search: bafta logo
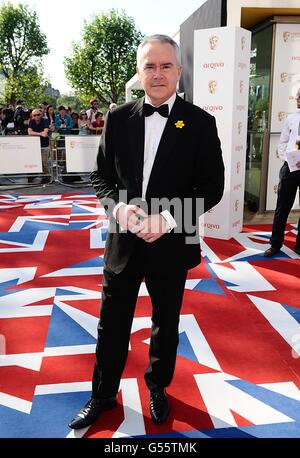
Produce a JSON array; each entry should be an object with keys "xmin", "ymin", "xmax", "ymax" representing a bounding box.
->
[
  {"xmin": 238, "ymin": 122, "xmax": 242, "ymax": 135},
  {"xmin": 283, "ymin": 31, "xmax": 291, "ymax": 42},
  {"xmin": 280, "ymin": 72, "xmax": 288, "ymax": 82},
  {"xmin": 236, "ymin": 161, "xmax": 240, "ymax": 174},
  {"xmin": 278, "ymin": 112, "xmax": 286, "ymax": 122},
  {"xmin": 235, "ymin": 200, "xmax": 239, "ymax": 212},
  {"xmin": 275, "ymin": 149, "xmax": 279, "ymax": 159},
  {"xmin": 274, "ymin": 184, "xmax": 278, "ymax": 194},
  {"xmin": 209, "ymin": 35, "xmax": 218, "ymax": 50},
  {"xmin": 241, "ymin": 36, "xmax": 246, "ymax": 50},
  {"xmin": 239, "ymin": 80, "xmax": 244, "ymax": 93},
  {"xmin": 208, "ymin": 80, "xmax": 217, "ymax": 94}
]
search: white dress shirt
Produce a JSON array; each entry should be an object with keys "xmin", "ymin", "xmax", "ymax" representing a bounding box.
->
[
  {"xmin": 113, "ymin": 94, "xmax": 178, "ymax": 231},
  {"xmin": 278, "ymin": 109, "xmax": 300, "ymax": 161}
]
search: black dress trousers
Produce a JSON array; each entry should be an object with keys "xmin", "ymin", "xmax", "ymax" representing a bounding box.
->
[
  {"xmin": 92, "ymin": 238, "xmax": 187, "ymax": 399},
  {"xmin": 270, "ymin": 162, "xmax": 300, "ymax": 249}
]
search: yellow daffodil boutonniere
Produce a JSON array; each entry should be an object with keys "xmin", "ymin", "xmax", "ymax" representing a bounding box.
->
[{"xmin": 175, "ymin": 120, "xmax": 185, "ymax": 129}]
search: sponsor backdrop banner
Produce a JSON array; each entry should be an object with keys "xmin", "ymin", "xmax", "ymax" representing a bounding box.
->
[
  {"xmin": 268, "ymin": 23, "xmax": 300, "ymax": 211},
  {"xmin": 267, "ymin": 134, "xmax": 283, "ymax": 211},
  {"xmin": 194, "ymin": 27, "xmax": 251, "ymax": 239},
  {"xmin": 65, "ymin": 136, "xmax": 101, "ymax": 173},
  {"xmin": 0, "ymin": 137, "xmax": 42, "ymax": 174}
]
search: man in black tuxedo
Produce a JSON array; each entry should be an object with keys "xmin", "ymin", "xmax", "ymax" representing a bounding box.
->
[{"xmin": 69, "ymin": 34, "xmax": 224, "ymax": 430}]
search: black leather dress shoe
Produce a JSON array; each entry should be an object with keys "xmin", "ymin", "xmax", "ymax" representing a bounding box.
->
[
  {"xmin": 264, "ymin": 247, "xmax": 280, "ymax": 257},
  {"xmin": 295, "ymin": 247, "xmax": 300, "ymax": 255},
  {"xmin": 149, "ymin": 388, "xmax": 169, "ymax": 424},
  {"xmin": 68, "ymin": 396, "xmax": 117, "ymax": 429}
]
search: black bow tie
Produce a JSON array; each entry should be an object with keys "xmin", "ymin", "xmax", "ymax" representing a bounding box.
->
[{"xmin": 143, "ymin": 103, "xmax": 169, "ymax": 118}]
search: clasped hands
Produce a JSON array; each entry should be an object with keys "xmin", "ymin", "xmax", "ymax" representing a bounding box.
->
[{"xmin": 116, "ymin": 204, "xmax": 167, "ymax": 243}]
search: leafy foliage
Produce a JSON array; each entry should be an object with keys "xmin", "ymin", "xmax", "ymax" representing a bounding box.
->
[
  {"xmin": 64, "ymin": 9, "xmax": 143, "ymax": 106},
  {"xmin": 0, "ymin": 66, "xmax": 49, "ymax": 108},
  {"xmin": 0, "ymin": 1, "xmax": 49, "ymax": 104},
  {"xmin": 56, "ymin": 94, "xmax": 88, "ymax": 113}
]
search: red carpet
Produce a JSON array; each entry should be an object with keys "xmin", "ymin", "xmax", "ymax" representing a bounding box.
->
[{"xmin": 0, "ymin": 193, "xmax": 299, "ymax": 438}]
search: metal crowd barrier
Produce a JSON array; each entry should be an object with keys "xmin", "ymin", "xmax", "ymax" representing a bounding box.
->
[
  {"xmin": 53, "ymin": 131, "xmax": 93, "ymax": 186},
  {"xmin": 0, "ymin": 130, "xmax": 100, "ymax": 189}
]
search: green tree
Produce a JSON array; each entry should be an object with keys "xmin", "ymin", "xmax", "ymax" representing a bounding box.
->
[
  {"xmin": 56, "ymin": 94, "xmax": 86, "ymax": 113},
  {"xmin": 1, "ymin": 66, "xmax": 50, "ymax": 108},
  {"xmin": 0, "ymin": 1, "xmax": 49, "ymax": 104},
  {"xmin": 64, "ymin": 9, "xmax": 143, "ymax": 106}
]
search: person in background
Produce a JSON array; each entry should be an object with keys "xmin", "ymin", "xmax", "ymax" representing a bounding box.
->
[
  {"xmin": 23, "ymin": 108, "xmax": 32, "ymax": 134},
  {"xmin": 86, "ymin": 98, "xmax": 99, "ymax": 123},
  {"xmin": 89, "ymin": 111, "xmax": 104, "ymax": 135},
  {"xmin": 71, "ymin": 112, "xmax": 80, "ymax": 134},
  {"xmin": 55, "ymin": 105, "xmax": 73, "ymax": 134},
  {"xmin": 46, "ymin": 105, "xmax": 56, "ymax": 134},
  {"xmin": 14, "ymin": 100, "xmax": 29, "ymax": 135},
  {"xmin": 54, "ymin": 106, "xmax": 73, "ymax": 179},
  {"xmin": 28, "ymin": 109, "xmax": 50, "ymax": 184},
  {"xmin": 109, "ymin": 103, "xmax": 118, "ymax": 112},
  {"xmin": 40, "ymin": 101, "xmax": 49, "ymax": 119},
  {"xmin": 1, "ymin": 107, "xmax": 15, "ymax": 135},
  {"xmin": 78, "ymin": 110, "xmax": 90, "ymax": 135},
  {"xmin": 264, "ymin": 88, "xmax": 300, "ymax": 257}
]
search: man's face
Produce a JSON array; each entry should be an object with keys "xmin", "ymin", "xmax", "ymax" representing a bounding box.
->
[
  {"xmin": 137, "ymin": 41, "xmax": 182, "ymax": 106},
  {"xmin": 32, "ymin": 111, "xmax": 42, "ymax": 123}
]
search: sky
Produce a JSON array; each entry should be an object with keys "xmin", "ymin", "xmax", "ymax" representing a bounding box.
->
[{"xmin": 10, "ymin": 0, "xmax": 206, "ymax": 94}]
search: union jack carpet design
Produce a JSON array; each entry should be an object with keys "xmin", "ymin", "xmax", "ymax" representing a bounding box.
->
[{"xmin": 0, "ymin": 193, "xmax": 299, "ymax": 438}]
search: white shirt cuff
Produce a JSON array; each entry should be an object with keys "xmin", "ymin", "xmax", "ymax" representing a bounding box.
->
[
  {"xmin": 160, "ymin": 210, "xmax": 177, "ymax": 233},
  {"xmin": 112, "ymin": 202, "xmax": 127, "ymax": 232},
  {"xmin": 112, "ymin": 202, "xmax": 126, "ymax": 220}
]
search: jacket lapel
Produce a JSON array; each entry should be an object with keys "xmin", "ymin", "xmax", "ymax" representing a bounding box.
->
[
  {"xmin": 127, "ymin": 97, "xmax": 145, "ymax": 195},
  {"xmin": 146, "ymin": 95, "xmax": 185, "ymax": 197}
]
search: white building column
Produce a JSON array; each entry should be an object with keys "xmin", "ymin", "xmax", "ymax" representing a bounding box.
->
[{"xmin": 194, "ymin": 26, "xmax": 251, "ymax": 239}]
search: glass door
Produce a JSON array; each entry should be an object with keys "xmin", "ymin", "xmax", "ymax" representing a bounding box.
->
[{"xmin": 245, "ymin": 24, "xmax": 273, "ymax": 212}]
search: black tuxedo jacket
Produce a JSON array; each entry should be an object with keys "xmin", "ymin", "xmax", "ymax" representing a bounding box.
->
[{"xmin": 90, "ymin": 95, "xmax": 224, "ymax": 274}]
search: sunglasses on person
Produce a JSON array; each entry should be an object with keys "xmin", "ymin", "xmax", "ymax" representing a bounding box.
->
[{"xmin": 33, "ymin": 113, "xmax": 41, "ymax": 117}]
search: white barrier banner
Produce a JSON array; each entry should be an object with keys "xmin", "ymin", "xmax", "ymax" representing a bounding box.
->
[
  {"xmin": 65, "ymin": 136, "xmax": 100, "ymax": 173},
  {"xmin": 0, "ymin": 137, "xmax": 42, "ymax": 174}
]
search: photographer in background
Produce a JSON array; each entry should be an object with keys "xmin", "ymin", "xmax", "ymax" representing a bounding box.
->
[
  {"xmin": 1, "ymin": 107, "xmax": 15, "ymax": 135},
  {"xmin": 14, "ymin": 99, "xmax": 30, "ymax": 135}
]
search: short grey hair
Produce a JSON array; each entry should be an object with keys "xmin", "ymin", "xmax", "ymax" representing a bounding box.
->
[{"xmin": 137, "ymin": 34, "xmax": 181, "ymax": 66}]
